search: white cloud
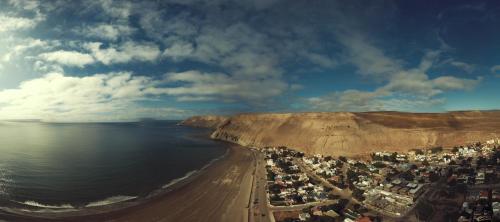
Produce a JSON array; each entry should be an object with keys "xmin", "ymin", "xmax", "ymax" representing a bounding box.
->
[
  {"xmin": 491, "ymin": 65, "xmax": 500, "ymax": 77},
  {"xmin": 0, "ymin": 72, "xmax": 190, "ymax": 121},
  {"xmin": 336, "ymin": 32, "xmax": 402, "ymax": 80},
  {"xmin": 432, "ymin": 76, "xmax": 481, "ymax": 91},
  {"xmin": 449, "ymin": 60, "xmax": 475, "ymax": 73},
  {"xmin": 7, "ymin": 0, "xmax": 40, "ymax": 11},
  {"xmin": 162, "ymin": 42, "xmax": 194, "ymax": 60},
  {"xmin": 96, "ymin": 0, "xmax": 132, "ymax": 20},
  {"xmin": 0, "ymin": 14, "xmax": 38, "ymax": 32},
  {"xmin": 301, "ymin": 52, "xmax": 337, "ymax": 68},
  {"xmin": 1, "ymin": 38, "xmax": 50, "ymax": 62},
  {"xmin": 76, "ymin": 24, "xmax": 135, "ymax": 41},
  {"xmin": 147, "ymin": 70, "xmax": 290, "ymax": 103},
  {"xmin": 84, "ymin": 41, "xmax": 161, "ymax": 65},
  {"xmin": 307, "ymin": 34, "xmax": 482, "ymax": 111},
  {"xmin": 39, "ymin": 50, "xmax": 95, "ymax": 67},
  {"xmin": 33, "ymin": 60, "xmax": 64, "ymax": 73},
  {"xmin": 307, "ymin": 90, "xmax": 385, "ymax": 112}
]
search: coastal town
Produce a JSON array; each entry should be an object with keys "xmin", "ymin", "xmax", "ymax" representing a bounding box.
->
[{"xmin": 251, "ymin": 138, "xmax": 500, "ymax": 222}]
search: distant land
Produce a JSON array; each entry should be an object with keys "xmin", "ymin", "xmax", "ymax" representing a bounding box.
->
[{"xmin": 180, "ymin": 111, "xmax": 500, "ymax": 157}]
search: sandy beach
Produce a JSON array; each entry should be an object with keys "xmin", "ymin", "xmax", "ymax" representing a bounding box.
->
[{"xmin": 0, "ymin": 145, "xmax": 255, "ymax": 222}]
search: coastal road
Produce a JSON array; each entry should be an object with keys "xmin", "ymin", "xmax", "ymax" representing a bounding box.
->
[
  {"xmin": 270, "ymin": 200, "xmax": 339, "ymax": 211},
  {"xmin": 249, "ymin": 150, "xmax": 274, "ymax": 222}
]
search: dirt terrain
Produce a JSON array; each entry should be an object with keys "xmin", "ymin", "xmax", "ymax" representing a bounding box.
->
[
  {"xmin": 179, "ymin": 115, "xmax": 228, "ymax": 129},
  {"xmin": 180, "ymin": 111, "xmax": 500, "ymax": 157}
]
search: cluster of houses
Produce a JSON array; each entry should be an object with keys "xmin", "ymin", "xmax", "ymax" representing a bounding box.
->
[
  {"xmin": 458, "ymin": 189, "xmax": 500, "ymax": 222},
  {"xmin": 299, "ymin": 150, "xmax": 431, "ymax": 217},
  {"xmin": 407, "ymin": 140, "xmax": 499, "ymax": 167},
  {"xmin": 297, "ymin": 203, "xmax": 374, "ymax": 222},
  {"xmin": 264, "ymin": 148, "xmax": 333, "ymax": 206},
  {"xmin": 301, "ymin": 155, "xmax": 347, "ymax": 188},
  {"xmin": 363, "ymin": 182, "xmax": 426, "ymax": 216},
  {"xmin": 264, "ymin": 138, "xmax": 500, "ymax": 222}
]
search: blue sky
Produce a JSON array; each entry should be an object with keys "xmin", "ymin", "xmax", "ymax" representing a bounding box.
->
[{"xmin": 0, "ymin": 0, "xmax": 499, "ymax": 121}]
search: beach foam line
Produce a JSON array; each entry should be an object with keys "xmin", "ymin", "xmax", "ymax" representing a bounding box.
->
[
  {"xmin": 161, "ymin": 147, "xmax": 230, "ymax": 190},
  {"xmin": 15, "ymin": 200, "xmax": 75, "ymax": 209},
  {"xmin": 85, "ymin": 195, "xmax": 137, "ymax": 207},
  {"xmin": 162, "ymin": 170, "xmax": 198, "ymax": 189},
  {"xmin": 202, "ymin": 149, "xmax": 228, "ymax": 170}
]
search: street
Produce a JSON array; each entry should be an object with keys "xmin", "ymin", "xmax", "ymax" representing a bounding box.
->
[{"xmin": 249, "ymin": 151, "xmax": 274, "ymax": 222}]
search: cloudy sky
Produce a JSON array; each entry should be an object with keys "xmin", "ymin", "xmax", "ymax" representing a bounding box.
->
[{"xmin": 0, "ymin": 0, "xmax": 499, "ymax": 121}]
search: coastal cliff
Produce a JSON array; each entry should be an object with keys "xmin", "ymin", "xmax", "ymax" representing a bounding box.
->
[{"xmin": 182, "ymin": 111, "xmax": 500, "ymax": 157}]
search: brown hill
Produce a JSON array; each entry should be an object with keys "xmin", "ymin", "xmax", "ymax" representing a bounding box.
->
[
  {"xmin": 178, "ymin": 115, "xmax": 228, "ymax": 129},
  {"xmin": 181, "ymin": 111, "xmax": 500, "ymax": 157}
]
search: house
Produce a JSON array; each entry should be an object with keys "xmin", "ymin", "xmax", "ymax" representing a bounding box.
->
[
  {"xmin": 398, "ymin": 187, "xmax": 410, "ymax": 195},
  {"xmin": 492, "ymin": 190, "xmax": 500, "ymax": 202},
  {"xmin": 476, "ymin": 172, "xmax": 485, "ymax": 184},
  {"xmin": 479, "ymin": 190, "xmax": 489, "ymax": 201},
  {"xmin": 457, "ymin": 216, "xmax": 470, "ymax": 222},
  {"xmin": 391, "ymin": 186, "xmax": 401, "ymax": 193},
  {"xmin": 356, "ymin": 216, "xmax": 372, "ymax": 222},
  {"xmin": 457, "ymin": 174, "xmax": 469, "ymax": 184},
  {"xmin": 312, "ymin": 208, "xmax": 323, "ymax": 216},
  {"xmin": 392, "ymin": 179, "xmax": 402, "ymax": 185},
  {"xmin": 409, "ymin": 184, "xmax": 425, "ymax": 199},
  {"xmin": 406, "ymin": 183, "xmax": 418, "ymax": 189},
  {"xmin": 299, "ymin": 213, "xmax": 310, "ymax": 221},
  {"xmin": 493, "ymin": 202, "xmax": 500, "ymax": 219},
  {"xmin": 324, "ymin": 210, "xmax": 340, "ymax": 218}
]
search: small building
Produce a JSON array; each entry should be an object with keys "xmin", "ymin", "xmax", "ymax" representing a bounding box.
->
[
  {"xmin": 392, "ymin": 179, "xmax": 402, "ymax": 185},
  {"xmin": 299, "ymin": 213, "xmax": 310, "ymax": 221},
  {"xmin": 409, "ymin": 184, "xmax": 425, "ymax": 199},
  {"xmin": 324, "ymin": 210, "xmax": 340, "ymax": 218}
]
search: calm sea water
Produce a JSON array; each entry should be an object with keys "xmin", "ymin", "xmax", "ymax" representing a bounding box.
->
[{"xmin": 0, "ymin": 121, "xmax": 227, "ymax": 210}]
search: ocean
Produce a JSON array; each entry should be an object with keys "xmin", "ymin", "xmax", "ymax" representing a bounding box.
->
[{"xmin": 0, "ymin": 120, "xmax": 227, "ymax": 211}]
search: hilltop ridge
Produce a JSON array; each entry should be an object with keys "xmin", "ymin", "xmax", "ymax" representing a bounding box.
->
[
  {"xmin": 180, "ymin": 111, "xmax": 500, "ymax": 157},
  {"xmin": 179, "ymin": 115, "xmax": 229, "ymax": 129}
]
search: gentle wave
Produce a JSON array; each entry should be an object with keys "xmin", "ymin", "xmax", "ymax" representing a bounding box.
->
[
  {"xmin": 201, "ymin": 148, "xmax": 228, "ymax": 170},
  {"xmin": 85, "ymin": 195, "xmax": 137, "ymax": 207},
  {"xmin": 162, "ymin": 170, "xmax": 198, "ymax": 189},
  {"xmin": 15, "ymin": 200, "xmax": 74, "ymax": 209},
  {"xmin": 160, "ymin": 147, "xmax": 229, "ymax": 190},
  {"xmin": 6, "ymin": 147, "xmax": 229, "ymax": 213}
]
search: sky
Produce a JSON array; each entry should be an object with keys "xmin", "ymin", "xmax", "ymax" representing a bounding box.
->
[{"xmin": 0, "ymin": 0, "xmax": 499, "ymax": 121}]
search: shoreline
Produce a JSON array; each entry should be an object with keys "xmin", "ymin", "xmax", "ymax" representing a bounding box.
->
[
  {"xmin": 2, "ymin": 147, "xmax": 230, "ymax": 215},
  {"xmin": 0, "ymin": 143, "xmax": 254, "ymax": 222}
]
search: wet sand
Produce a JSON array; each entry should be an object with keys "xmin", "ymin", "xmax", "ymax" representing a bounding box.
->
[{"xmin": 0, "ymin": 145, "xmax": 255, "ymax": 222}]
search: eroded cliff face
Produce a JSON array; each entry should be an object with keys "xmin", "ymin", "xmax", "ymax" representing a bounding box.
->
[
  {"xmin": 179, "ymin": 115, "xmax": 228, "ymax": 129},
  {"xmin": 182, "ymin": 111, "xmax": 500, "ymax": 157}
]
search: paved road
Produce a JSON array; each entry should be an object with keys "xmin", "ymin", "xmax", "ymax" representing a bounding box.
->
[
  {"xmin": 249, "ymin": 151, "xmax": 274, "ymax": 222},
  {"xmin": 270, "ymin": 200, "xmax": 339, "ymax": 212}
]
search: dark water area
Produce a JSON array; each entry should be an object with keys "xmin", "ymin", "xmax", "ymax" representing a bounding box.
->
[{"xmin": 0, "ymin": 120, "xmax": 227, "ymax": 210}]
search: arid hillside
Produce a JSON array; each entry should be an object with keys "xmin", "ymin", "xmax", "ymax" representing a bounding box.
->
[
  {"xmin": 179, "ymin": 115, "xmax": 228, "ymax": 129},
  {"xmin": 181, "ymin": 111, "xmax": 500, "ymax": 157}
]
